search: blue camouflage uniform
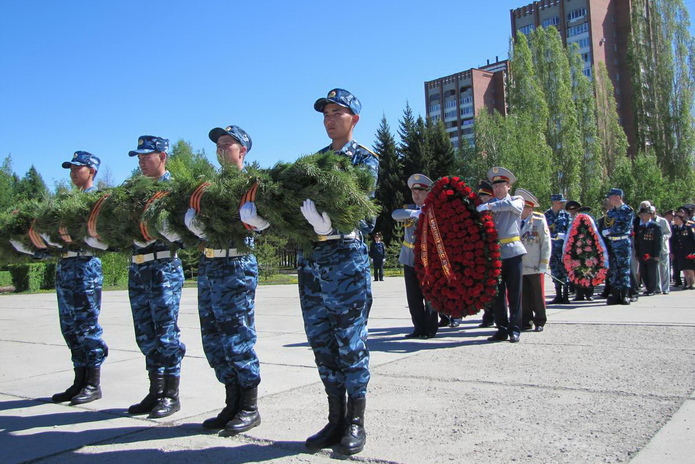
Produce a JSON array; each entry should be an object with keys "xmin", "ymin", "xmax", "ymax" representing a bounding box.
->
[
  {"xmin": 197, "ymin": 237, "xmax": 260, "ymax": 390},
  {"xmin": 298, "ymin": 140, "xmax": 378, "ymax": 399},
  {"xmin": 56, "ymin": 184, "xmax": 108, "ymax": 369},
  {"xmin": 544, "ymin": 207, "xmax": 571, "ymax": 284},
  {"xmin": 606, "ymin": 203, "xmax": 634, "ymax": 291},
  {"xmin": 128, "ymin": 170, "xmax": 186, "ymax": 377}
]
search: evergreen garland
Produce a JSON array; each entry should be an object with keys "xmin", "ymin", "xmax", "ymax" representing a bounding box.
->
[{"xmin": 33, "ymin": 189, "xmax": 102, "ymax": 246}]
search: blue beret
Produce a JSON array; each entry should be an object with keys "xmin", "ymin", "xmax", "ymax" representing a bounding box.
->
[
  {"xmin": 550, "ymin": 193, "xmax": 566, "ymax": 202},
  {"xmin": 208, "ymin": 125, "xmax": 252, "ymax": 152},
  {"xmin": 314, "ymin": 88, "xmax": 361, "ymax": 115},
  {"xmin": 62, "ymin": 151, "xmax": 100, "ymax": 172},
  {"xmin": 606, "ymin": 188, "xmax": 624, "ymax": 198},
  {"xmin": 128, "ymin": 135, "xmax": 169, "ymax": 157}
]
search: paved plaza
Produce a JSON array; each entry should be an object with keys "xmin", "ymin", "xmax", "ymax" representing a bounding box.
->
[{"xmin": 1, "ymin": 276, "xmax": 693, "ymax": 463}]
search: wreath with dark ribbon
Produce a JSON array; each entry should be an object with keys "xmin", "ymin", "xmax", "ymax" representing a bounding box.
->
[
  {"xmin": 562, "ymin": 213, "xmax": 609, "ymax": 287},
  {"xmin": 414, "ymin": 176, "xmax": 502, "ymax": 318}
]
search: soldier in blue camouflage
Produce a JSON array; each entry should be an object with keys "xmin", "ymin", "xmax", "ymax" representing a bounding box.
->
[
  {"xmin": 48, "ymin": 151, "xmax": 108, "ymax": 405},
  {"xmin": 299, "ymin": 89, "xmax": 378, "ymax": 456},
  {"xmin": 601, "ymin": 188, "xmax": 634, "ymax": 305},
  {"xmin": 184, "ymin": 125, "xmax": 265, "ymax": 435},
  {"xmin": 126, "ymin": 136, "xmax": 186, "ymax": 418},
  {"xmin": 545, "ymin": 194, "xmax": 571, "ymax": 304}
]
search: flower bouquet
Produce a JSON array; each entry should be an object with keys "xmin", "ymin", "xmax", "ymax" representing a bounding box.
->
[
  {"xmin": 562, "ymin": 213, "xmax": 609, "ymax": 287},
  {"xmin": 414, "ymin": 176, "xmax": 502, "ymax": 318}
]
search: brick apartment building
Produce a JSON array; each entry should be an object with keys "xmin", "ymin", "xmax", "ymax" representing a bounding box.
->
[{"xmin": 425, "ymin": 0, "xmax": 635, "ymax": 152}]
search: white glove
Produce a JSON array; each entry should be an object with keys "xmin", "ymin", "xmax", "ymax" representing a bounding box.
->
[
  {"xmin": 10, "ymin": 239, "xmax": 34, "ymax": 255},
  {"xmin": 184, "ymin": 207, "xmax": 207, "ymax": 239},
  {"xmin": 557, "ymin": 232, "xmax": 566, "ymax": 240},
  {"xmin": 601, "ymin": 229, "xmax": 610, "ymax": 237},
  {"xmin": 409, "ymin": 209, "xmax": 422, "ymax": 219},
  {"xmin": 239, "ymin": 202, "xmax": 270, "ymax": 231},
  {"xmin": 157, "ymin": 217, "xmax": 182, "ymax": 242},
  {"xmin": 84, "ymin": 236, "xmax": 109, "ymax": 250},
  {"xmin": 476, "ymin": 203, "xmax": 490, "ymax": 212},
  {"xmin": 300, "ymin": 199, "xmax": 332, "ymax": 235},
  {"xmin": 133, "ymin": 238, "xmax": 156, "ymax": 248},
  {"xmin": 539, "ymin": 265, "xmax": 548, "ymax": 274},
  {"xmin": 40, "ymin": 233, "xmax": 63, "ymax": 248}
]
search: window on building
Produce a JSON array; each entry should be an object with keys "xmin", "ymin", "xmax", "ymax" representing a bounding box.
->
[
  {"xmin": 542, "ymin": 16, "xmax": 560, "ymax": 27},
  {"xmin": 460, "ymin": 96, "xmax": 472, "ymax": 105},
  {"xmin": 567, "ymin": 8, "xmax": 587, "ymax": 22},
  {"xmin": 461, "ymin": 107, "xmax": 473, "ymax": 116},
  {"xmin": 428, "ymin": 93, "xmax": 440, "ymax": 102},
  {"xmin": 518, "ymin": 24, "xmax": 535, "ymax": 35},
  {"xmin": 582, "ymin": 52, "xmax": 590, "ymax": 63},
  {"xmin": 567, "ymin": 22, "xmax": 589, "ymax": 37},
  {"xmin": 583, "ymin": 68, "xmax": 592, "ymax": 77},
  {"xmin": 428, "ymin": 104, "xmax": 440, "ymax": 113},
  {"xmin": 444, "ymin": 110, "xmax": 456, "ymax": 119}
]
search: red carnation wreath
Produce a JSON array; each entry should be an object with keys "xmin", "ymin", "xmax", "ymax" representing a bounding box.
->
[
  {"xmin": 414, "ymin": 176, "xmax": 502, "ymax": 318},
  {"xmin": 562, "ymin": 213, "xmax": 609, "ymax": 287}
]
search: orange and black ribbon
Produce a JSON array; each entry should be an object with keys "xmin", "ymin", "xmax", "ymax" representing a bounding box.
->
[
  {"xmin": 189, "ymin": 182, "xmax": 212, "ymax": 213},
  {"xmin": 421, "ymin": 207, "xmax": 456, "ymax": 283},
  {"xmin": 87, "ymin": 193, "xmax": 111, "ymax": 239},
  {"xmin": 139, "ymin": 190, "xmax": 170, "ymax": 241},
  {"xmin": 58, "ymin": 225, "xmax": 73, "ymax": 244},
  {"xmin": 239, "ymin": 181, "xmax": 259, "ymax": 230},
  {"xmin": 28, "ymin": 220, "xmax": 47, "ymax": 249}
]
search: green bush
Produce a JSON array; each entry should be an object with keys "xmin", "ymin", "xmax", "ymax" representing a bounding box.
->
[
  {"xmin": 100, "ymin": 252, "xmax": 130, "ymax": 288},
  {"xmin": 8, "ymin": 262, "xmax": 53, "ymax": 292},
  {"xmin": 0, "ymin": 270, "xmax": 11, "ymax": 287}
]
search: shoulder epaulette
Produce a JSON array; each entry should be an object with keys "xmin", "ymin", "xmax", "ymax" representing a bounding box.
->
[
  {"xmin": 532, "ymin": 211, "xmax": 544, "ymax": 218},
  {"xmin": 358, "ymin": 144, "xmax": 378, "ymax": 158}
]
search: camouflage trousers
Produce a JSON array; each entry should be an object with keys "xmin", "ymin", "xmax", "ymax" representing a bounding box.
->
[
  {"xmin": 128, "ymin": 257, "xmax": 185, "ymax": 376},
  {"xmin": 198, "ymin": 254, "xmax": 260, "ymax": 389},
  {"xmin": 549, "ymin": 241, "xmax": 567, "ymax": 282},
  {"xmin": 56, "ymin": 257, "xmax": 108, "ymax": 368},
  {"xmin": 608, "ymin": 239, "xmax": 632, "ymax": 290},
  {"xmin": 298, "ymin": 239, "xmax": 372, "ymax": 398}
]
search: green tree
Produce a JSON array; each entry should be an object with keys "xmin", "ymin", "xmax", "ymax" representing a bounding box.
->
[
  {"xmin": 568, "ymin": 43, "xmax": 603, "ymax": 207},
  {"xmin": 530, "ymin": 27, "xmax": 583, "ymax": 197},
  {"xmin": 14, "ymin": 165, "xmax": 49, "ymax": 202},
  {"xmin": 372, "ymin": 116, "xmax": 403, "ymax": 246},
  {"xmin": 628, "ymin": 0, "xmax": 695, "ymax": 184},
  {"xmin": 398, "ymin": 104, "xmax": 428, "ymax": 184},
  {"xmin": 167, "ymin": 139, "xmax": 216, "ymax": 181},
  {"xmin": 594, "ymin": 62, "xmax": 629, "ymax": 178},
  {"xmin": 425, "ymin": 118, "xmax": 457, "ymax": 179},
  {"xmin": 0, "ymin": 155, "xmax": 15, "ymax": 211}
]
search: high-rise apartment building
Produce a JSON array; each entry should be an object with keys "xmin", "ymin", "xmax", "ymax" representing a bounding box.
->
[
  {"xmin": 425, "ymin": 0, "xmax": 635, "ymax": 152},
  {"xmin": 424, "ymin": 59, "xmax": 508, "ymax": 149},
  {"xmin": 510, "ymin": 0, "xmax": 635, "ymax": 153}
]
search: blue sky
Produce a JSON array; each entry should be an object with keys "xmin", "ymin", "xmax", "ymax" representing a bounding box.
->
[{"xmin": 1, "ymin": 1, "xmax": 693, "ymax": 189}]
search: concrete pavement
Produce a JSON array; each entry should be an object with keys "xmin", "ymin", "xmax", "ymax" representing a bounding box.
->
[{"xmin": 0, "ymin": 277, "xmax": 693, "ymax": 463}]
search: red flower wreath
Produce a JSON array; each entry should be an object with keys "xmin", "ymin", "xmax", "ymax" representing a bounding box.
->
[
  {"xmin": 414, "ymin": 176, "xmax": 501, "ymax": 318},
  {"xmin": 562, "ymin": 213, "xmax": 609, "ymax": 287}
]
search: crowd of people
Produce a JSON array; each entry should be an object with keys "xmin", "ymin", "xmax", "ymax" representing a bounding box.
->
[{"xmin": 383, "ymin": 170, "xmax": 695, "ymax": 343}]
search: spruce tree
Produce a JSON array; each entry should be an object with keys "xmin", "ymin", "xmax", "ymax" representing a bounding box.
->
[{"xmin": 373, "ymin": 116, "xmax": 403, "ymax": 245}]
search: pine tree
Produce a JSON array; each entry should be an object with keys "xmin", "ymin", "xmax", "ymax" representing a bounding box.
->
[
  {"xmin": 425, "ymin": 118, "xmax": 456, "ymax": 179},
  {"xmin": 373, "ymin": 116, "xmax": 404, "ymax": 245},
  {"xmin": 14, "ymin": 165, "xmax": 49, "ymax": 202},
  {"xmin": 0, "ymin": 155, "xmax": 15, "ymax": 211}
]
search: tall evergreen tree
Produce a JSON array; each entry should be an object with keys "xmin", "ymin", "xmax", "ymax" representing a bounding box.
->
[
  {"xmin": 0, "ymin": 155, "xmax": 15, "ymax": 211},
  {"xmin": 167, "ymin": 139, "xmax": 216, "ymax": 180},
  {"xmin": 425, "ymin": 118, "xmax": 457, "ymax": 179},
  {"xmin": 398, "ymin": 104, "xmax": 428, "ymax": 187},
  {"xmin": 15, "ymin": 165, "xmax": 49, "ymax": 202},
  {"xmin": 372, "ymin": 116, "xmax": 403, "ymax": 245}
]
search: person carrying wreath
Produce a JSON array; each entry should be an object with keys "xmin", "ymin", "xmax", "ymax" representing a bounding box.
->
[
  {"xmin": 476, "ymin": 167, "xmax": 526, "ymax": 343},
  {"xmin": 392, "ymin": 173, "xmax": 439, "ymax": 339},
  {"xmin": 516, "ymin": 188, "xmax": 550, "ymax": 332},
  {"xmin": 602, "ymin": 188, "xmax": 634, "ymax": 305},
  {"xmin": 183, "ymin": 125, "xmax": 266, "ymax": 434},
  {"xmin": 476, "ymin": 180, "xmax": 496, "ymax": 328},
  {"xmin": 298, "ymin": 88, "xmax": 378, "ymax": 455}
]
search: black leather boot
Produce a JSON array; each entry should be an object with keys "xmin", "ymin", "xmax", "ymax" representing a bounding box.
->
[
  {"xmin": 52, "ymin": 367, "xmax": 86, "ymax": 402},
  {"xmin": 128, "ymin": 372, "xmax": 164, "ymax": 415},
  {"xmin": 549, "ymin": 284, "xmax": 563, "ymax": 304},
  {"xmin": 305, "ymin": 394, "xmax": 347, "ymax": 449},
  {"xmin": 619, "ymin": 289, "xmax": 631, "ymax": 305},
  {"xmin": 71, "ymin": 367, "xmax": 102, "ymax": 405},
  {"xmin": 149, "ymin": 375, "xmax": 181, "ymax": 418},
  {"xmin": 224, "ymin": 387, "xmax": 260, "ymax": 434},
  {"xmin": 340, "ymin": 397, "xmax": 366, "ymax": 455},
  {"xmin": 202, "ymin": 383, "xmax": 239, "ymax": 429},
  {"xmin": 561, "ymin": 284, "xmax": 571, "ymax": 303}
]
